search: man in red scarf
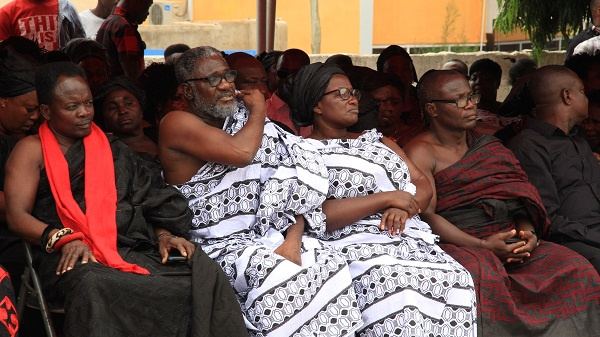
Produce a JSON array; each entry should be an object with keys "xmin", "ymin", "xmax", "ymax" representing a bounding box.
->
[
  {"xmin": 404, "ymin": 69, "xmax": 600, "ymax": 336},
  {"xmin": 4, "ymin": 62, "xmax": 246, "ymax": 337}
]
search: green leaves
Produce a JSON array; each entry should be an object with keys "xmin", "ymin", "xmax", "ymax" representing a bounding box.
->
[{"xmin": 495, "ymin": 0, "xmax": 589, "ymax": 60}]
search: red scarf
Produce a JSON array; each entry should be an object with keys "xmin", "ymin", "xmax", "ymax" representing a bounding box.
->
[{"xmin": 39, "ymin": 121, "xmax": 149, "ymax": 274}]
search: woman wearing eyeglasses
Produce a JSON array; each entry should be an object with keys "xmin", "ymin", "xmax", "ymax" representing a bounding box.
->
[{"xmin": 288, "ymin": 63, "xmax": 477, "ymax": 337}]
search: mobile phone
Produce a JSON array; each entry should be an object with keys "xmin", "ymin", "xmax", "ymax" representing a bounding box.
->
[
  {"xmin": 167, "ymin": 256, "xmax": 187, "ymax": 263},
  {"xmin": 504, "ymin": 237, "xmax": 525, "ymax": 244}
]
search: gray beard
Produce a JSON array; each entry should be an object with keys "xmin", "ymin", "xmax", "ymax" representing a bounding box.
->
[
  {"xmin": 204, "ymin": 101, "xmax": 237, "ymax": 119},
  {"xmin": 190, "ymin": 86, "xmax": 237, "ymax": 119}
]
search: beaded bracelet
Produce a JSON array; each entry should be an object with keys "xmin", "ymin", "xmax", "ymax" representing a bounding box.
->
[{"xmin": 45, "ymin": 228, "xmax": 73, "ymax": 253}]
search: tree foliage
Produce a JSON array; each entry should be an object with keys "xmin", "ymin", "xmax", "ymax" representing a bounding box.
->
[{"xmin": 495, "ymin": 0, "xmax": 590, "ymax": 59}]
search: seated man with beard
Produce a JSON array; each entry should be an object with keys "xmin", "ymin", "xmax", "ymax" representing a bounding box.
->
[
  {"xmin": 5, "ymin": 62, "xmax": 246, "ymax": 337},
  {"xmin": 159, "ymin": 46, "xmax": 364, "ymax": 337}
]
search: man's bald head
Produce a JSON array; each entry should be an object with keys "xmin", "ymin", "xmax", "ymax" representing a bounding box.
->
[
  {"xmin": 529, "ymin": 66, "xmax": 581, "ymax": 107},
  {"xmin": 441, "ymin": 59, "xmax": 468, "ymax": 78},
  {"xmin": 226, "ymin": 52, "xmax": 268, "ymax": 99},
  {"xmin": 417, "ymin": 69, "xmax": 476, "ymax": 129},
  {"xmin": 277, "ymin": 49, "xmax": 310, "ymax": 72},
  {"xmin": 276, "ymin": 48, "xmax": 310, "ymax": 100},
  {"xmin": 225, "ymin": 52, "xmax": 264, "ymax": 73},
  {"xmin": 417, "ymin": 69, "xmax": 464, "ymax": 110},
  {"xmin": 529, "ymin": 65, "xmax": 588, "ymax": 124}
]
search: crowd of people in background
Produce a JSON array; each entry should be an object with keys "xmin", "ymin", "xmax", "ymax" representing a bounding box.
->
[{"xmin": 3, "ymin": 0, "xmax": 600, "ymax": 336}]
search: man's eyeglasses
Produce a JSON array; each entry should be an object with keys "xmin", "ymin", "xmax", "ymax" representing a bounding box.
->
[
  {"xmin": 186, "ymin": 70, "xmax": 237, "ymax": 87},
  {"xmin": 322, "ymin": 87, "xmax": 361, "ymax": 101},
  {"xmin": 429, "ymin": 93, "xmax": 480, "ymax": 108}
]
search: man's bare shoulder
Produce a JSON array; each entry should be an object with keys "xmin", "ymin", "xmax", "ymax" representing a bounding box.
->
[
  {"xmin": 8, "ymin": 135, "xmax": 43, "ymax": 167},
  {"xmin": 404, "ymin": 132, "xmax": 438, "ymax": 170},
  {"xmin": 160, "ymin": 110, "xmax": 206, "ymax": 129},
  {"xmin": 404, "ymin": 132, "xmax": 436, "ymax": 155},
  {"xmin": 13, "ymin": 135, "xmax": 41, "ymax": 152},
  {"xmin": 159, "ymin": 111, "xmax": 219, "ymax": 142}
]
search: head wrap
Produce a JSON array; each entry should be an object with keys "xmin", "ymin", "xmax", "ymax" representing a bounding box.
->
[
  {"xmin": 93, "ymin": 77, "xmax": 146, "ymax": 128},
  {"xmin": 62, "ymin": 38, "xmax": 108, "ymax": 64},
  {"xmin": 376, "ymin": 45, "xmax": 410, "ymax": 72},
  {"xmin": 257, "ymin": 50, "xmax": 283, "ymax": 71},
  {"xmin": 0, "ymin": 45, "xmax": 39, "ymax": 97},
  {"xmin": 288, "ymin": 62, "xmax": 345, "ymax": 127}
]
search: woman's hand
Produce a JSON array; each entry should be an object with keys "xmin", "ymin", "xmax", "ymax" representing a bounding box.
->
[
  {"xmin": 274, "ymin": 240, "xmax": 302, "ymax": 266},
  {"xmin": 380, "ymin": 208, "xmax": 408, "ymax": 236},
  {"xmin": 56, "ymin": 240, "xmax": 97, "ymax": 275},
  {"xmin": 480, "ymin": 229, "xmax": 530, "ymax": 264},
  {"xmin": 388, "ymin": 191, "xmax": 420, "ymax": 217},
  {"xmin": 158, "ymin": 235, "xmax": 195, "ymax": 264}
]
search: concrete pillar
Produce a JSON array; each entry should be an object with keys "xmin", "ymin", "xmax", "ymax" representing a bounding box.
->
[
  {"xmin": 257, "ymin": 0, "xmax": 267, "ymax": 53},
  {"xmin": 267, "ymin": 0, "xmax": 277, "ymax": 51},
  {"xmin": 359, "ymin": 0, "xmax": 373, "ymax": 55}
]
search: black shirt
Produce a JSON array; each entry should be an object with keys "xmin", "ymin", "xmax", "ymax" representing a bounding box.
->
[
  {"xmin": 566, "ymin": 27, "xmax": 600, "ymax": 60},
  {"xmin": 508, "ymin": 117, "xmax": 600, "ymax": 246}
]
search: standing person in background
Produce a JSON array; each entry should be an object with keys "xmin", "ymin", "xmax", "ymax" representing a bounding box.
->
[
  {"xmin": 79, "ymin": 0, "xmax": 119, "ymax": 39},
  {"xmin": 96, "ymin": 0, "xmax": 152, "ymax": 79},
  {"xmin": 567, "ymin": 0, "xmax": 600, "ymax": 60},
  {"xmin": 0, "ymin": 0, "xmax": 84, "ymax": 50}
]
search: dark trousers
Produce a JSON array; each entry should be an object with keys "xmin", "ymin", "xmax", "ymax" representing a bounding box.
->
[{"xmin": 560, "ymin": 240, "xmax": 600, "ymax": 274}]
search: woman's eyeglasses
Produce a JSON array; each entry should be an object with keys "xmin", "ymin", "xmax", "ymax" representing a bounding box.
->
[{"xmin": 322, "ymin": 87, "xmax": 361, "ymax": 101}]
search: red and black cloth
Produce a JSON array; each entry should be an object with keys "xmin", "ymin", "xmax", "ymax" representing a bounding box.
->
[
  {"xmin": 0, "ymin": 266, "xmax": 17, "ymax": 337},
  {"xmin": 435, "ymin": 133, "xmax": 550, "ymax": 238},
  {"xmin": 434, "ymin": 133, "xmax": 600, "ymax": 336}
]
